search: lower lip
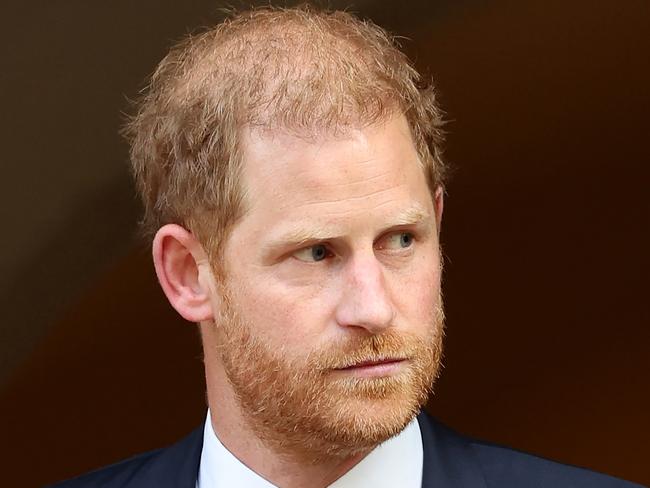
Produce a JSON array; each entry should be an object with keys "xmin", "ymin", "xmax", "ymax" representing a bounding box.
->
[{"xmin": 335, "ymin": 360, "xmax": 406, "ymax": 378}]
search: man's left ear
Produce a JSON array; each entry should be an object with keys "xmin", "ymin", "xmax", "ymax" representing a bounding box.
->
[
  {"xmin": 434, "ymin": 186, "xmax": 444, "ymax": 234},
  {"xmin": 152, "ymin": 224, "xmax": 215, "ymax": 323}
]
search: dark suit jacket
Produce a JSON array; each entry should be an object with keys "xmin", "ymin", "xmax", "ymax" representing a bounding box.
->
[{"xmin": 49, "ymin": 411, "xmax": 644, "ymax": 487}]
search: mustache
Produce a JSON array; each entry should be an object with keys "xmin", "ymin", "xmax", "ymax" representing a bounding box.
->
[{"xmin": 305, "ymin": 331, "xmax": 421, "ymax": 371}]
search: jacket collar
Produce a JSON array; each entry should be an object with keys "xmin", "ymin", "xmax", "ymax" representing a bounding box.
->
[
  {"xmin": 162, "ymin": 411, "xmax": 487, "ymax": 488},
  {"xmin": 417, "ymin": 411, "xmax": 488, "ymax": 488},
  {"xmin": 152, "ymin": 423, "xmax": 203, "ymax": 488}
]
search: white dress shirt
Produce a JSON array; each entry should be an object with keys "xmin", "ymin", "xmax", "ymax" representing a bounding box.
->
[{"xmin": 196, "ymin": 409, "xmax": 423, "ymax": 488}]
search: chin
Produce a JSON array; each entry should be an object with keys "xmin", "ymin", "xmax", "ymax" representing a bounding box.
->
[{"xmin": 314, "ymin": 393, "xmax": 423, "ymax": 454}]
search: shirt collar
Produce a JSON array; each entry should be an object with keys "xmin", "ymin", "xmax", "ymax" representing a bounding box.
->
[{"xmin": 197, "ymin": 409, "xmax": 423, "ymax": 488}]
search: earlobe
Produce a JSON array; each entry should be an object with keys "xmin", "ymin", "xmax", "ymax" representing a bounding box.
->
[{"xmin": 152, "ymin": 224, "xmax": 215, "ymax": 323}]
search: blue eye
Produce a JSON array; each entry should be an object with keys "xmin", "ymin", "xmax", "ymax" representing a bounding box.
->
[
  {"xmin": 294, "ymin": 244, "xmax": 329, "ymax": 262},
  {"xmin": 399, "ymin": 233, "xmax": 413, "ymax": 248},
  {"xmin": 311, "ymin": 245, "xmax": 328, "ymax": 261},
  {"xmin": 384, "ymin": 232, "xmax": 415, "ymax": 250}
]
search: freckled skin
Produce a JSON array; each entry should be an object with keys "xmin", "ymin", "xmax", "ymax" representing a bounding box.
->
[{"xmin": 223, "ymin": 115, "xmax": 442, "ymax": 349}]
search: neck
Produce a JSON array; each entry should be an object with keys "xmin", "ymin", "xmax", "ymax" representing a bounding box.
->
[{"xmin": 203, "ymin": 351, "xmax": 373, "ymax": 488}]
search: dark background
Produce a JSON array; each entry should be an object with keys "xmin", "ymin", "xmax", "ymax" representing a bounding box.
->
[{"xmin": 1, "ymin": 1, "xmax": 648, "ymax": 486}]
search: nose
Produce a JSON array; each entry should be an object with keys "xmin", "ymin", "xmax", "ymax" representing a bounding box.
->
[{"xmin": 334, "ymin": 255, "xmax": 395, "ymax": 334}]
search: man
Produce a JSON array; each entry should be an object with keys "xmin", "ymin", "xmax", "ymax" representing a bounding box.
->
[{"xmin": 51, "ymin": 6, "xmax": 642, "ymax": 488}]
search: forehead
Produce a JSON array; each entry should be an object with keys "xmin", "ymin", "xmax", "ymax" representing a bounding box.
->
[{"xmin": 234, "ymin": 115, "xmax": 434, "ymax": 242}]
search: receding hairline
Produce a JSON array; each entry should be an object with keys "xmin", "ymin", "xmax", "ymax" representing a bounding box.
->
[
  {"xmin": 123, "ymin": 5, "xmax": 446, "ymax": 256},
  {"xmin": 161, "ymin": 7, "xmax": 425, "ymax": 130}
]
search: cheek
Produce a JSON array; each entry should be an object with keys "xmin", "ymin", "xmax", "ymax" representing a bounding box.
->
[
  {"xmin": 234, "ymin": 272, "xmax": 338, "ymax": 346},
  {"xmin": 390, "ymin": 251, "xmax": 442, "ymax": 324}
]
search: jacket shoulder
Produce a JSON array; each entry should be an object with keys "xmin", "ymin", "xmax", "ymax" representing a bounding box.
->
[
  {"xmin": 469, "ymin": 438, "xmax": 645, "ymax": 487},
  {"xmin": 47, "ymin": 448, "xmax": 166, "ymax": 488},
  {"xmin": 418, "ymin": 412, "xmax": 645, "ymax": 488},
  {"xmin": 46, "ymin": 425, "xmax": 204, "ymax": 488}
]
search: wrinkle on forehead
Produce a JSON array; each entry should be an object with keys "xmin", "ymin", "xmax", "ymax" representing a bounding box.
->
[
  {"xmin": 232, "ymin": 116, "xmax": 434, "ymax": 248},
  {"xmin": 241, "ymin": 123, "xmax": 421, "ymax": 202}
]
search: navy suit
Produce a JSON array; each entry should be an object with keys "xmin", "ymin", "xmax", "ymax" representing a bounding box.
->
[{"xmin": 49, "ymin": 411, "xmax": 643, "ymax": 487}]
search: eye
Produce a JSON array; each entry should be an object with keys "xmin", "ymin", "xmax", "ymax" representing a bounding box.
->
[
  {"xmin": 382, "ymin": 232, "xmax": 415, "ymax": 250},
  {"xmin": 293, "ymin": 244, "xmax": 331, "ymax": 262}
]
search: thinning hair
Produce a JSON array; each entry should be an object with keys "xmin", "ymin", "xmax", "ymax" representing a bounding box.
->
[{"xmin": 123, "ymin": 5, "xmax": 446, "ymax": 266}]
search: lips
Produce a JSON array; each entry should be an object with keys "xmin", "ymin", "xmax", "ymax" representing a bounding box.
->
[{"xmin": 336, "ymin": 358, "xmax": 405, "ymax": 370}]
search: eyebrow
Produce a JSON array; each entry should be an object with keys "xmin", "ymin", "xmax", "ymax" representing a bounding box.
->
[{"xmin": 263, "ymin": 203, "xmax": 434, "ymax": 253}]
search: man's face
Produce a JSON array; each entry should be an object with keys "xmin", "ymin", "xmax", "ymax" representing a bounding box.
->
[{"xmin": 208, "ymin": 115, "xmax": 444, "ymax": 459}]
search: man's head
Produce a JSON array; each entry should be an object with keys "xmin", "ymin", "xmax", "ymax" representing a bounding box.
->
[
  {"xmin": 124, "ymin": 6, "xmax": 447, "ymax": 461},
  {"xmin": 123, "ymin": 6, "xmax": 446, "ymax": 268}
]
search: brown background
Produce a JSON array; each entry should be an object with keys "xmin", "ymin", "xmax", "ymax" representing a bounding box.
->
[{"xmin": 1, "ymin": 1, "xmax": 648, "ymax": 486}]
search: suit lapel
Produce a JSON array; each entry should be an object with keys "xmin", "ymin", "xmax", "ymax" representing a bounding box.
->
[{"xmin": 417, "ymin": 412, "xmax": 488, "ymax": 488}]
